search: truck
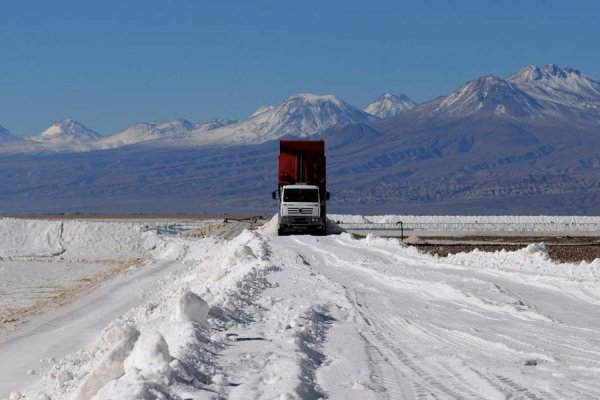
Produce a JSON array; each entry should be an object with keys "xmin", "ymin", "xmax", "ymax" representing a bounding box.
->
[{"xmin": 272, "ymin": 140, "xmax": 329, "ymax": 235}]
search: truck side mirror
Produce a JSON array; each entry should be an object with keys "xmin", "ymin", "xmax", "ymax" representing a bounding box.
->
[
  {"xmin": 326, "ymin": 192, "xmax": 331, "ymax": 200},
  {"xmin": 272, "ymin": 190, "xmax": 277, "ymax": 200}
]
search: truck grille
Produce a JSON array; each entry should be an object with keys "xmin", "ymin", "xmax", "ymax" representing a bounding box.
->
[{"xmin": 287, "ymin": 207, "xmax": 314, "ymax": 215}]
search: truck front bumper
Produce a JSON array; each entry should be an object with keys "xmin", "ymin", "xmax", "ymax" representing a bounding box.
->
[{"xmin": 279, "ymin": 216, "xmax": 324, "ymax": 232}]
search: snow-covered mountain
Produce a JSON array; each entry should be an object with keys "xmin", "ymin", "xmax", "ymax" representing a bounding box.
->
[
  {"xmin": 26, "ymin": 119, "xmax": 100, "ymax": 144},
  {"xmin": 425, "ymin": 64, "xmax": 600, "ymax": 121},
  {"xmin": 507, "ymin": 64, "xmax": 600, "ymax": 117},
  {"xmin": 197, "ymin": 93, "xmax": 378, "ymax": 145},
  {"xmin": 364, "ymin": 93, "xmax": 416, "ymax": 118},
  {"xmin": 96, "ymin": 119, "xmax": 194, "ymax": 149},
  {"xmin": 2, "ymin": 92, "xmax": 378, "ymax": 151},
  {"xmin": 96, "ymin": 118, "xmax": 235, "ymax": 149},
  {"xmin": 431, "ymin": 75, "xmax": 546, "ymax": 119}
]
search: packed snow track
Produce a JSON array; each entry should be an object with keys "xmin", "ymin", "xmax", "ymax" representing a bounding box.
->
[
  {"xmin": 2, "ymin": 217, "xmax": 600, "ymax": 399},
  {"xmin": 278, "ymin": 234, "xmax": 600, "ymax": 399}
]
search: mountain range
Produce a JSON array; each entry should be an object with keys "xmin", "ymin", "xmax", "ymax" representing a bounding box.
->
[
  {"xmin": 1, "ymin": 64, "xmax": 599, "ymax": 214},
  {"xmin": 0, "ymin": 92, "xmax": 406, "ymax": 153}
]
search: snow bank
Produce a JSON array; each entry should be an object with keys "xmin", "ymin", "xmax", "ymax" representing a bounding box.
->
[
  {"xmin": 329, "ymin": 214, "xmax": 600, "ymax": 236},
  {"xmin": 0, "ymin": 218, "xmax": 63, "ymax": 257},
  {"xmin": 17, "ymin": 229, "xmax": 272, "ymax": 399},
  {"xmin": 521, "ymin": 243, "xmax": 550, "ymax": 260},
  {"xmin": 61, "ymin": 221, "xmax": 156, "ymax": 260},
  {"xmin": 329, "ymin": 214, "xmax": 372, "ymax": 224},
  {"xmin": 257, "ymin": 214, "xmax": 278, "ymax": 236},
  {"xmin": 446, "ymin": 243, "xmax": 600, "ymax": 280},
  {"xmin": 123, "ymin": 331, "xmax": 173, "ymax": 382},
  {"xmin": 331, "ymin": 214, "xmax": 600, "ymax": 224},
  {"xmin": 0, "ymin": 218, "xmax": 158, "ymax": 260},
  {"xmin": 72, "ymin": 325, "xmax": 140, "ymax": 400},
  {"xmin": 175, "ymin": 291, "xmax": 209, "ymax": 324},
  {"xmin": 330, "ymin": 214, "xmax": 600, "ymax": 234},
  {"xmin": 258, "ymin": 214, "xmax": 600, "ymax": 237}
]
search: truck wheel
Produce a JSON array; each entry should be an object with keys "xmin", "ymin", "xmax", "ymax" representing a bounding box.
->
[{"xmin": 277, "ymin": 228, "xmax": 287, "ymax": 236}]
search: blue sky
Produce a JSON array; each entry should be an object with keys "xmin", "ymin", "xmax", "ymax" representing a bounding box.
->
[{"xmin": 1, "ymin": 0, "xmax": 599, "ymax": 136}]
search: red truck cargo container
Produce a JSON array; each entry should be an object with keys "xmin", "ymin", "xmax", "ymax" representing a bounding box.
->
[{"xmin": 272, "ymin": 140, "xmax": 329, "ymax": 235}]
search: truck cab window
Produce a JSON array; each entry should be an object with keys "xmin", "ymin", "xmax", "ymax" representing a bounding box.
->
[{"xmin": 283, "ymin": 189, "xmax": 319, "ymax": 202}]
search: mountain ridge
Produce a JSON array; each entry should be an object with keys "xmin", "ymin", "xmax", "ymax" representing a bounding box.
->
[
  {"xmin": 3, "ymin": 63, "xmax": 598, "ymax": 153},
  {"xmin": 190, "ymin": 93, "xmax": 379, "ymax": 146},
  {"xmin": 0, "ymin": 93, "xmax": 379, "ymax": 152}
]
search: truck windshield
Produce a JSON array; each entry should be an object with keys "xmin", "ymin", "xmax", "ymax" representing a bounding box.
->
[{"xmin": 283, "ymin": 188, "xmax": 319, "ymax": 202}]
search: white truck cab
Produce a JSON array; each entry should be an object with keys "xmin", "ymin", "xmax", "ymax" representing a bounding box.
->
[{"xmin": 276, "ymin": 184, "xmax": 324, "ymax": 235}]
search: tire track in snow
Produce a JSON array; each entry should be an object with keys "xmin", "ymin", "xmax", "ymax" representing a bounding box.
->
[
  {"xmin": 282, "ymin": 234, "xmax": 600, "ymax": 399},
  {"xmin": 352, "ymin": 288, "xmax": 503, "ymax": 400},
  {"xmin": 288, "ymin": 236, "xmax": 503, "ymax": 399},
  {"xmin": 332, "ymin": 235, "xmax": 600, "ymax": 362}
]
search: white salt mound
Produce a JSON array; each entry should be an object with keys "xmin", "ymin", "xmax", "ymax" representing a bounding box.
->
[
  {"xmin": 257, "ymin": 214, "xmax": 279, "ymax": 236},
  {"xmin": 102, "ymin": 323, "xmax": 140, "ymax": 348},
  {"xmin": 61, "ymin": 221, "xmax": 154, "ymax": 260},
  {"xmin": 124, "ymin": 331, "xmax": 172, "ymax": 380},
  {"xmin": 0, "ymin": 218, "xmax": 63, "ymax": 257},
  {"xmin": 522, "ymin": 243, "xmax": 549, "ymax": 260},
  {"xmin": 73, "ymin": 326, "xmax": 140, "ymax": 400},
  {"xmin": 176, "ymin": 291, "xmax": 209, "ymax": 324}
]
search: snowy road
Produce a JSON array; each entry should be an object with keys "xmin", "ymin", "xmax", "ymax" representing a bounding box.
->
[
  {"xmin": 0, "ymin": 259, "xmax": 189, "ymax": 396},
  {"xmin": 277, "ymin": 234, "xmax": 600, "ymax": 399},
  {"xmin": 5, "ymin": 217, "xmax": 600, "ymax": 399}
]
